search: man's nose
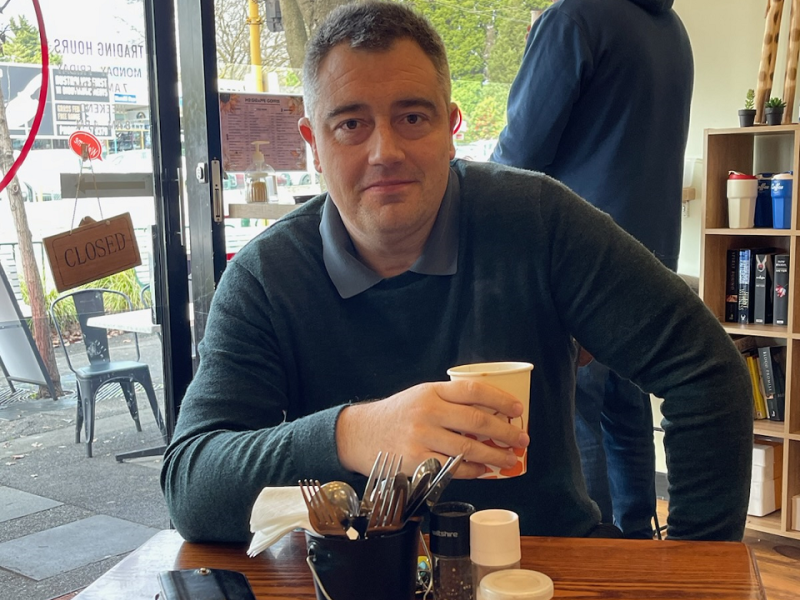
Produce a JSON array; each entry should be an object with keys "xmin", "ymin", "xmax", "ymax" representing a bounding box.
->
[{"xmin": 368, "ymin": 123, "xmax": 404, "ymax": 166}]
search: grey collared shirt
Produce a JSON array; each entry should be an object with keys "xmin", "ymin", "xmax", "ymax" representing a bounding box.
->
[{"xmin": 320, "ymin": 168, "xmax": 460, "ymax": 299}]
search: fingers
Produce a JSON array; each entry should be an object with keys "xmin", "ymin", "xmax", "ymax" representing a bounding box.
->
[
  {"xmin": 420, "ymin": 427, "xmax": 523, "ymax": 472},
  {"xmin": 435, "ymin": 380, "xmax": 525, "ymax": 419}
]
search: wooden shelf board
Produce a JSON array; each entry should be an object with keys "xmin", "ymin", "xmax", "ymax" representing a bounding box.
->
[
  {"xmin": 682, "ymin": 187, "xmax": 695, "ymax": 202},
  {"xmin": 788, "ymin": 432, "xmax": 800, "ymax": 442},
  {"xmin": 707, "ymin": 124, "xmax": 800, "ymax": 136},
  {"xmin": 746, "ymin": 512, "xmax": 800, "ymax": 540},
  {"xmin": 754, "ymin": 420, "xmax": 787, "ymax": 437},
  {"xmin": 228, "ymin": 203, "xmax": 299, "ymax": 220},
  {"xmin": 705, "ymin": 228, "xmax": 794, "ymax": 236},
  {"xmin": 721, "ymin": 323, "xmax": 790, "ymax": 337}
]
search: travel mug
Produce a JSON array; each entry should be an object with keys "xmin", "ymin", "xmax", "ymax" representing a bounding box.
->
[{"xmin": 727, "ymin": 171, "xmax": 758, "ymax": 228}]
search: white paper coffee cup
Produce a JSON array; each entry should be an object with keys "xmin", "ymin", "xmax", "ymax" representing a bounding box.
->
[{"xmin": 447, "ymin": 361, "xmax": 533, "ymax": 479}]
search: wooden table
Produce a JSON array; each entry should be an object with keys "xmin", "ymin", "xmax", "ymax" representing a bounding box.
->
[{"xmin": 74, "ymin": 529, "xmax": 765, "ymax": 599}]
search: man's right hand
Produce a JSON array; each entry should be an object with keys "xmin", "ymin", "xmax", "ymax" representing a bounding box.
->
[{"xmin": 335, "ymin": 380, "xmax": 530, "ymax": 479}]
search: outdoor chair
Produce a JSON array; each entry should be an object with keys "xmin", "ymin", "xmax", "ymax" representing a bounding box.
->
[
  {"xmin": 140, "ymin": 283, "xmax": 151, "ymax": 308},
  {"xmin": 50, "ymin": 288, "xmax": 166, "ymax": 457}
]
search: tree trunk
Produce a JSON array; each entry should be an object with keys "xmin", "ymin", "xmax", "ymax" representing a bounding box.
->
[
  {"xmin": 0, "ymin": 84, "xmax": 63, "ymax": 398},
  {"xmin": 281, "ymin": 0, "xmax": 308, "ymax": 70}
]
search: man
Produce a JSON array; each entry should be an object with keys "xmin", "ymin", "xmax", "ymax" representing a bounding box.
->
[
  {"xmin": 162, "ymin": 1, "xmax": 750, "ymax": 544},
  {"xmin": 491, "ymin": 0, "xmax": 694, "ymax": 538}
]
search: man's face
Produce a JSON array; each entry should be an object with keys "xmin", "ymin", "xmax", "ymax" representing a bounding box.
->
[{"xmin": 299, "ymin": 39, "xmax": 457, "ymax": 249}]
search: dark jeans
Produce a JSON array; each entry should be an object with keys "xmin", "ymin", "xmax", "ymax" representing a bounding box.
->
[{"xmin": 574, "ymin": 359, "xmax": 656, "ymax": 539}]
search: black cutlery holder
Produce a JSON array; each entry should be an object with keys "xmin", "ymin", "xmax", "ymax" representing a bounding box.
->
[{"xmin": 305, "ymin": 520, "xmax": 421, "ymax": 600}]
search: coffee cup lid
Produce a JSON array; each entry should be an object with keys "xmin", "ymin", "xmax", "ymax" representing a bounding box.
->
[
  {"xmin": 478, "ymin": 569, "xmax": 554, "ymax": 600},
  {"xmin": 728, "ymin": 171, "xmax": 756, "ymax": 180}
]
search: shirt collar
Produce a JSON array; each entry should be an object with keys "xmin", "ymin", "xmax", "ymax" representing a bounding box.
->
[{"xmin": 320, "ymin": 168, "xmax": 460, "ymax": 299}]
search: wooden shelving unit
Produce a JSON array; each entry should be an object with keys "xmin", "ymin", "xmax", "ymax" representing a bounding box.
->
[{"xmin": 700, "ymin": 124, "xmax": 800, "ymax": 540}]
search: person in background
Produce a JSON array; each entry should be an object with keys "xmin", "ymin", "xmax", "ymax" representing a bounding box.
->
[
  {"xmin": 161, "ymin": 1, "xmax": 748, "ymax": 545},
  {"xmin": 491, "ymin": 0, "xmax": 694, "ymax": 539}
]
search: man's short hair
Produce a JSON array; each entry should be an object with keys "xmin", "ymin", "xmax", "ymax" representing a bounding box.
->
[{"xmin": 302, "ymin": 1, "xmax": 451, "ymax": 122}]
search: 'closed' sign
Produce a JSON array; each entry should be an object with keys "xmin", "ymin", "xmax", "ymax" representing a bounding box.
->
[{"xmin": 44, "ymin": 213, "xmax": 142, "ymax": 292}]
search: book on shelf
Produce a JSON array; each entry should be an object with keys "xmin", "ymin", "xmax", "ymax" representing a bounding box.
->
[
  {"xmin": 773, "ymin": 254, "xmax": 790, "ymax": 326},
  {"xmin": 753, "ymin": 252, "xmax": 776, "ymax": 324},
  {"xmin": 731, "ymin": 247, "xmax": 784, "ymax": 324},
  {"xmin": 738, "ymin": 249, "xmax": 753, "ymax": 324},
  {"xmin": 758, "ymin": 346, "xmax": 786, "ymax": 421},
  {"xmin": 745, "ymin": 353, "xmax": 769, "ymax": 420},
  {"xmin": 725, "ymin": 249, "xmax": 739, "ymax": 323}
]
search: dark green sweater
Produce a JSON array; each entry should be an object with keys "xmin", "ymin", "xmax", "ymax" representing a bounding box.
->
[{"xmin": 162, "ymin": 160, "xmax": 752, "ymax": 543}]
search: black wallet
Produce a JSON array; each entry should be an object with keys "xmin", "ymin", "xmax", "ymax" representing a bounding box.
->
[{"xmin": 156, "ymin": 567, "xmax": 256, "ymax": 600}]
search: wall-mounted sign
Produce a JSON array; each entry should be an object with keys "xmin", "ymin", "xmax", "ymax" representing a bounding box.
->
[
  {"xmin": 0, "ymin": 63, "xmax": 113, "ymax": 139},
  {"xmin": 52, "ymin": 69, "xmax": 112, "ymax": 138},
  {"xmin": 43, "ymin": 214, "xmax": 141, "ymax": 292},
  {"xmin": 219, "ymin": 93, "xmax": 307, "ymax": 172}
]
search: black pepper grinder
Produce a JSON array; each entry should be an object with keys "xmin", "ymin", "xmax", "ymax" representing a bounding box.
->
[{"xmin": 430, "ymin": 501, "xmax": 475, "ymax": 600}]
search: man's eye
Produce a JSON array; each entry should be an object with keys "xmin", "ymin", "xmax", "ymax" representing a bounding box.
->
[
  {"xmin": 406, "ymin": 114, "xmax": 421, "ymax": 124},
  {"xmin": 342, "ymin": 120, "xmax": 359, "ymax": 130}
]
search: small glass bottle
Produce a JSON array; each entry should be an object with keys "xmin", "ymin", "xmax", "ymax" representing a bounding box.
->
[
  {"xmin": 245, "ymin": 140, "xmax": 277, "ymax": 204},
  {"xmin": 431, "ymin": 501, "xmax": 475, "ymax": 600},
  {"xmin": 469, "ymin": 510, "xmax": 521, "ymax": 590}
]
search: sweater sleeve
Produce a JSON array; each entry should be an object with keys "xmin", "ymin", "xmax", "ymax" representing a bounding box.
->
[
  {"xmin": 537, "ymin": 178, "xmax": 753, "ymax": 541},
  {"xmin": 160, "ymin": 261, "xmax": 355, "ymax": 542},
  {"xmin": 490, "ymin": 8, "xmax": 592, "ymax": 170}
]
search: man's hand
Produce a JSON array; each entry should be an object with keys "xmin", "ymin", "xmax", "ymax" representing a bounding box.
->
[{"xmin": 335, "ymin": 380, "xmax": 530, "ymax": 479}]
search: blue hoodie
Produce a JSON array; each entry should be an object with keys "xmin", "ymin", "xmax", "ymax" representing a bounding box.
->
[{"xmin": 491, "ymin": 0, "xmax": 693, "ymax": 268}]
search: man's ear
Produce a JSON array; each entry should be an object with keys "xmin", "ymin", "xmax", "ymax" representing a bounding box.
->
[
  {"xmin": 448, "ymin": 103, "xmax": 460, "ymax": 160},
  {"xmin": 298, "ymin": 117, "xmax": 322, "ymax": 173}
]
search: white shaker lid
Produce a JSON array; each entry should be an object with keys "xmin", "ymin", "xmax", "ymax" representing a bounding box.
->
[
  {"xmin": 477, "ymin": 569, "xmax": 554, "ymax": 600},
  {"xmin": 470, "ymin": 509, "xmax": 521, "ymax": 567}
]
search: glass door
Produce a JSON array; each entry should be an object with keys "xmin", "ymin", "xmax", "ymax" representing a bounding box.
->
[{"xmin": 0, "ymin": 0, "xmax": 192, "ymax": 598}]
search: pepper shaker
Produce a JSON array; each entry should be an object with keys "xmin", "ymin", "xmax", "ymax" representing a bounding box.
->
[{"xmin": 430, "ymin": 501, "xmax": 475, "ymax": 599}]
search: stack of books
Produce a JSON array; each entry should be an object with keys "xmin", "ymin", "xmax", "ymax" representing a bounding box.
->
[
  {"xmin": 748, "ymin": 437, "xmax": 783, "ymax": 517},
  {"xmin": 732, "ymin": 337, "xmax": 786, "ymax": 421},
  {"xmin": 725, "ymin": 248, "xmax": 789, "ymax": 325}
]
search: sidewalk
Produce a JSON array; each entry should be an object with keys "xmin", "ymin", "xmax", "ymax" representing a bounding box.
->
[{"xmin": 0, "ymin": 335, "xmax": 170, "ymax": 600}]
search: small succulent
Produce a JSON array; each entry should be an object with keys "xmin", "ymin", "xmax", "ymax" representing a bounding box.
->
[
  {"xmin": 766, "ymin": 96, "xmax": 786, "ymax": 109},
  {"xmin": 744, "ymin": 89, "xmax": 755, "ymax": 110}
]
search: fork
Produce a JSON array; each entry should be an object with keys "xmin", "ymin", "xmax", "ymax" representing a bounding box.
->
[
  {"xmin": 299, "ymin": 479, "xmax": 348, "ymax": 537},
  {"xmin": 368, "ymin": 473, "xmax": 408, "ymax": 535},
  {"xmin": 366, "ymin": 459, "xmax": 404, "ymax": 534}
]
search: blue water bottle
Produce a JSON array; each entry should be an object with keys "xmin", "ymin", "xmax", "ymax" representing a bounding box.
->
[
  {"xmin": 771, "ymin": 173, "xmax": 793, "ymax": 229},
  {"xmin": 755, "ymin": 173, "xmax": 773, "ymax": 227}
]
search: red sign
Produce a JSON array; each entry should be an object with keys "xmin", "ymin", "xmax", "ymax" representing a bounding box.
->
[{"xmin": 68, "ymin": 131, "xmax": 103, "ymax": 161}]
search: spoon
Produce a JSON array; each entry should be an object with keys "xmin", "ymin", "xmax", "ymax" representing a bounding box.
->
[
  {"xmin": 321, "ymin": 481, "xmax": 360, "ymax": 522},
  {"xmin": 411, "ymin": 457, "xmax": 441, "ymax": 495}
]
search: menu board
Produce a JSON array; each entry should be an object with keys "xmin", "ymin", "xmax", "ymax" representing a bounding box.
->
[{"xmin": 219, "ymin": 92, "xmax": 307, "ymax": 172}]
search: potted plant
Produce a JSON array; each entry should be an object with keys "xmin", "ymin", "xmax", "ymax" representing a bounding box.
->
[
  {"xmin": 739, "ymin": 89, "xmax": 756, "ymax": 127},
  {"xmin": 765, "ymin": 96, "xmax": 786, "ymax": 125}
]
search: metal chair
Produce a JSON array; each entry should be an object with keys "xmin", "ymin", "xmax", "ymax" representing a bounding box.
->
[
  {"xmin": 50, "ymin": 289, "xmax": 166, "ymax": 457},
  {"xmin": 140, "ymin": 283, "xmax": 151, "ymax": 308}
]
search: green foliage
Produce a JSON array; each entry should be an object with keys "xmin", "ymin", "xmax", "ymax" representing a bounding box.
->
[
  {"xmin": 766, "ymin": 96, "xmax": 786, "ymax": 109},
  {"xmin": 0, "ymin": 16, "xmax": 63, "ymax": 65},
  {"xmin": 20, "ymin": 269, "xmax": 146, "ymax": 331},
  {"xmin": 452, "ymin": 80, "xmax": 511, "ymax": 143},
  {"xmin": 405, "ymin": 0, "xmax": 552, "ymax": 140},
  {"xmin": 744, "ymin": 89, "xmax": 755, "ymax": 110}
]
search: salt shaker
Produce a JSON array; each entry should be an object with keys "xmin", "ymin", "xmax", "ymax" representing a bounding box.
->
[
  {"xmin": 431, "ymin": 501, "xmax": 475, "ymax": 600},
  {"xmin": 469, "ymin": 509, "xmax": 521, "ymax": 589},
  {"xmin": 477, "ymin": 569, "xmax": 554, "ymax": 600}
]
